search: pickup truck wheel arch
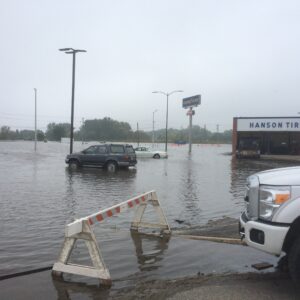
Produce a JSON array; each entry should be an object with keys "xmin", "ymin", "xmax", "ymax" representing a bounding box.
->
[
  {"xmin": 282, "ymin": 216, "xmax": 300, "ymax": 254},
  {"xmin": 288, "ymin": 236, "xmax": 300, "ymax": 282}
]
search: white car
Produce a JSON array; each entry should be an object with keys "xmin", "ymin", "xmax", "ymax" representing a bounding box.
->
[{"xmin": 134, "ymin": 147, "xmax": 168, "ymax": 159}]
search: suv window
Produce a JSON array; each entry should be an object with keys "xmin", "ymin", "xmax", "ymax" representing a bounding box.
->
[
  {"xmin": 126, "ymin": 145, "xmax": 135, "ymax": 154},
  {"xmin": 85, "ymin": 146, "xmax": 98, "ymax": 154},
  {"xmin": 97, "ymin": 145, "xmax": 107, "ymax": 154},
  {"xmin": 110, "ymin": 145, "xmax": 125, "ymax": 153}
]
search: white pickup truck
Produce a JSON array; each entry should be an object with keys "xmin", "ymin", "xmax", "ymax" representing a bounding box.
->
[{"xmin": 239, "ymin": 166, "xmax": 300, "ymax": 281}]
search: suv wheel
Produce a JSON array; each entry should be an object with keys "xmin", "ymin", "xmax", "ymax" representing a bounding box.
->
[
  {"xmin": 153, "ymin": 154, "xmax": 160, "ymax": 159},
  {"xmin": 69, "ymin": 160, "xmax": 79, "ymax": 170},
  {"xmin": 106, "ymin": 161, "xmax": 117, "ymax": 172},
  {"xmin": 288, "ymin": 236, "xmax": 300, "ymax": 282}
]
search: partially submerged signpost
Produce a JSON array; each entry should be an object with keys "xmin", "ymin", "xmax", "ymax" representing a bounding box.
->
[{"xmin": 182, "ymin": 95, "xmax": 201, "ymax": 153}]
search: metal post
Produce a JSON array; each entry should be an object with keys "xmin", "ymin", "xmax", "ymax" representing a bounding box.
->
[
  {"xmin": 34, "ymin": 88, "xmax": 37, "ymax": 152},
  {"xmin": 59, "ymin": 48, "xmax": 86, "ymax": 154},
  {"xmin": 152, "ymin": 112, "xmax": 155, "ymax": 144},
  {"xmin": 137, "ymin": 122, "xmax": 140, "ymax": 146},
  {"xmin": 152, "ymin": 90, "xmax": 183, "ymax": 153},
  {"xmin": 165, "ymin": 94, "xmax": 169, "ymax": 152},
  {"xmin": 81, "ymin": 118, "xmax": 84, "ymax": 144},
  {"xmin": 152, "ymin": 109, "xmax": 157, "ymax": 145},
  {"xmin": 70, "ymin": 53, "xmax": 76, "ymax": 154},
  {"xmin": 188, "ymin": 107, "xmax": 192, "ymax": 154}
]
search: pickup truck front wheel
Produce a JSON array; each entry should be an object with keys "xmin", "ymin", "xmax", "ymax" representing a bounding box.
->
[{"xmin": 288, "ymin": 236, "xmax": 300, "ymax": 282}]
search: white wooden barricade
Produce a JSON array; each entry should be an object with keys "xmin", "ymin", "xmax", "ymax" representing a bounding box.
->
[{"xmin": 52, "ymin": 190, "xmax": 170, "ymax": 285}]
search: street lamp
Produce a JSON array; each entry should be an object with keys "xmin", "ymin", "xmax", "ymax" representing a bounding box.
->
[
  {"xmin": 59, "ymin": 47, "xmax": 86, "ymax": 154},
  {"xmin": 34, "ymin": 88, "xmax": 37, "ymax": 152},
  {"xmin": 152, "ymin": 90, "xmax": 183, "ymax": 152},
  {"xmin": 152, "ymin": 109, "xmax": 158, "ymax": 145}
]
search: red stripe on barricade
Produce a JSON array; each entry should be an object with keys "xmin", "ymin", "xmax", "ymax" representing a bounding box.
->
[
  {"xmin": 135, "ymin": 199, "xmax": 140, "ymax": 205},
  {"xmin": 115, "ymin": 207, "xmax": 120, "ymax": 214},
  {"xmin": 128, "ymin": 201, "xmax": 133, "ymax": 208},
  {"xmin": 96, "ymin": 214, "xmax": 104, "ymax": 222},
  {"xmin": 88, "ymin": 218, "xmax": 93, "ymax": 225},
  {"xmin": 107, "ymin": 210, "xmax": 113, "ymax": 217},
  {"xmin": 141, "ymin": 196, "xmax": 145, "ymax": 202}
]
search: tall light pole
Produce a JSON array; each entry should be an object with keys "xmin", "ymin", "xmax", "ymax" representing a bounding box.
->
[
  {"xmin": 59, "ymin": 48, "xmax": 86, "ymax": 154},
  {"xmin": 152, "ymin": 109, "xmax": 158, "ymax": 145},
  {"xmin": 34, "ymin": 88, "xmax": 37, "ymax": 152},
  {"xmin": 152, "ymin": 90, "xmax": 183, "ymax": 152}
]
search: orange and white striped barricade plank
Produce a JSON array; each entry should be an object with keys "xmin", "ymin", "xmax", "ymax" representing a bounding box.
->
[{"xmin": 52, "ymin": 190, "xmax": 170, "ymax": 285}]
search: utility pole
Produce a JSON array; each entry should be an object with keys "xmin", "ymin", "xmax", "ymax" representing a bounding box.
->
[
  {"xmin": 81, "ymin": 118, "xmax": 84, "ymax": 144},
  {"xmin": 59, "ymin": 48, "xmax": 86, "ymax": 154},
  {"xmin": 152, "ymin": 109, "xmax": 158, "ymax": 145},
  {"xmin": 152, "ymin": 90, "xmax": 183, "ymax": 152},
  {"xmin": 34, "ymin": 88, "xmax": 37, "ymax": 152},
  {"xmin": 137, "ymin": 122, "xmax": 140, "ymax": 146}
]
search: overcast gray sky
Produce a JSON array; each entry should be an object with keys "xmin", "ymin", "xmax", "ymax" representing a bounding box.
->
[{"xmin": 1, "ymin": 0, "xmax": 300, "ymax": 133}]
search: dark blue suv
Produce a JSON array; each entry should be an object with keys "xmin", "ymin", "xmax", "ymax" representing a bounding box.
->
[{"xmin": 65, "ymin": 143, "xmax": 137, "ymax": 171}]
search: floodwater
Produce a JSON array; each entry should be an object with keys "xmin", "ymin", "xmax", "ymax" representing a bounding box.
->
[{"xmin": 0, "ymin": 141, "xmax": 298, "ymax": 297}]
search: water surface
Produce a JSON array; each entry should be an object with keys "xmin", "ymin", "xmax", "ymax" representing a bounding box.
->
[{"xmin": 0, "ymin": 141, "xmax": 296, "ymax": 278}]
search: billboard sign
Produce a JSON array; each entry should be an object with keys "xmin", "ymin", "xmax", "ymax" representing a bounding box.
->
[
  {"xmin": 237, "ymin": 118, "xmax": 300, "ymax": 132},
  {"xmin": 182, "ymin": 95, "xmax": 201, "ymax": 109}
]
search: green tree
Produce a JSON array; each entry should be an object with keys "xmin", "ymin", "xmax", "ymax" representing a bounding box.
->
[
  {"xmin": 0, "ymin": 126, "xmax": 13, "ymax": 140},
  {"xmin": 46, "ymin": 123, "xmax": 70, "ymax": 141},
  {"xmin": 78, "ymin": 117, "xmax": 134, "ymax": 142}
]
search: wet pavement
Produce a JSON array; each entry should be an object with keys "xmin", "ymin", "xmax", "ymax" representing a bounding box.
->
[
  {"xmin": 166, "ymin": 273, "xmax": 300, "ymax": 300},
  {"xmin": 0, "ymin": 231, "xmax": 279, "ymax": 299}
]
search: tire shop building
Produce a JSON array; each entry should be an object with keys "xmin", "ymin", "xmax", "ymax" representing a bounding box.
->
[{"xmin": 232, "ymin": 117, "xmax": 300, "ymax": 156}]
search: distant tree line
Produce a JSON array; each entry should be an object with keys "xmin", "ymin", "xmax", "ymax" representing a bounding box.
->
[
  {"xmin": 0, "ymin": 117, "xmax": 232, "ymax": 144},
  {"xmin": 154, "ymin": 126, "xmax": 232, "ymax": 144},
  {"xmin": 0, "ymin": 126, "xmax": 45, "ymax": 141},
  {"xmin": 46, "ymin": 123, "xmax": 71, "ymax": 141}
]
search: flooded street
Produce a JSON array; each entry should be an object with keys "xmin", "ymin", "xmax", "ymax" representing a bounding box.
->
[{"xmin": 0, "ymin": 141, "xmax": 298, "ymax": 298}]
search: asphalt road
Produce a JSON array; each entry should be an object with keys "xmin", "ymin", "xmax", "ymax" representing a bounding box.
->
[{"xmin": 167, "ymin": 273, "xmax": 300, "ymax": 300}]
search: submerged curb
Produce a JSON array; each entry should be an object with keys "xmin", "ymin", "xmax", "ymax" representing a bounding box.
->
[{"xmin": 173, "ymin": 234, "xmax": 247, "ymax": 245}]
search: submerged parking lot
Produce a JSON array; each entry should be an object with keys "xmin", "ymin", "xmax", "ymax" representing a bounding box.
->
[{"xmin": 0, "ymin": 141, "xmax": 298, "ymax": 298}]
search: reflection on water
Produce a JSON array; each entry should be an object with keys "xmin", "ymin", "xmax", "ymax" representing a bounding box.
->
[
  {"xmin": 130, "ymin": 230, "xmax": 170, "ymax": 271},
  {"xmin": 0, "ymin": 141, "xmax": 298, "ymax": 279},
  {"xmin": 52, "ymin": 276, "xmax": 111, "ymax": 300},
  {"xmin": 51, "ymin": 231, "xmax": 171, "ymax": 300}
]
